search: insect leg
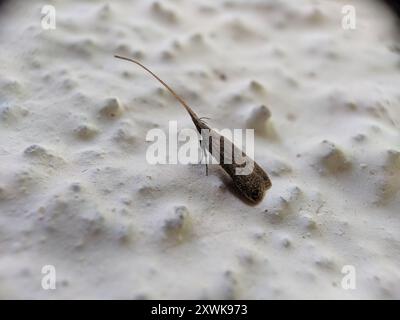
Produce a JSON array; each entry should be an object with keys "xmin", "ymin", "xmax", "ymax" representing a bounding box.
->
[
  {"xmin": 199, "ymin": 129, "xmax": 210, "ymax": 176},
  {"xmin": 199, "ymin": 138, "xmax": 209, "ymax": 176}
]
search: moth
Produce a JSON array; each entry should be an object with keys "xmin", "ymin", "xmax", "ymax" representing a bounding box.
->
[{"xmin": 115, "ymin": 55, "xmax": 271, "ymax": 204}]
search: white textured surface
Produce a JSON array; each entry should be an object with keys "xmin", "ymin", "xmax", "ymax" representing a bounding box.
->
[{"xmin": 0, "ymin": 0, "xmax": 399, "ymax": 299}]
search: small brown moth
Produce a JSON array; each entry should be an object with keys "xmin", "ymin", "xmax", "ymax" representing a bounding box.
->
[{"xmin": 115, "ymin": 55, "xmax": 271, "ymax": 204}]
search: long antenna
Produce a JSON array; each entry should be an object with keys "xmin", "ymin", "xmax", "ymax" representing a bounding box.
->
[{"xmin": 114, "ymin": 55, "xmax": 199, "ymax": 120}]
